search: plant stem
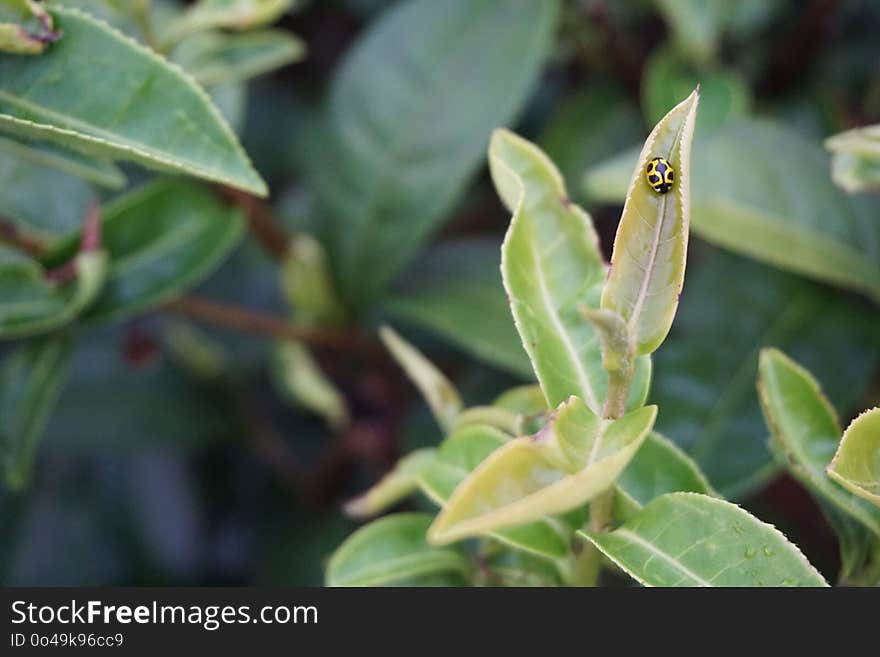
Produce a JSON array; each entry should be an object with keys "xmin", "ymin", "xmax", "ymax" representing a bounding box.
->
[
  {"xmin": 0, "ymin": 220, "xmax": 47, "ymax": 257},
  {"xmin": 219, "ymin": 188, "xmax": 291, "ymax": 262},
  {"xmin": 570, "ymin": 363, "xmax": 632, "ymax": 586},
  {"xmin": 162, "ymin": 295, "xmax": 377, "ymax": 355}
]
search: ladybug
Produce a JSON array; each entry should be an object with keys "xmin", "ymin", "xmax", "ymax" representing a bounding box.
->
[{"xmin": 645, "ymin": 157, "xmax": 675, "ymax": 194}]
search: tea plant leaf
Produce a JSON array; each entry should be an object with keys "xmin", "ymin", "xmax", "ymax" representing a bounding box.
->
[
  {"xmin": 825, "ymin": 123, "xmax": 880, "ymax": 194},
  {"xmin": 418, "ymin": 423, "xmax": 580, "ymax": 564},
  {"xmin": 827, "ymin": 409, "xmax": 880, "ymax": 508},
  {"xmin": 172, "ymin": 29, "xmax": 306, "ymax": 87},
  {"xmin": 379, "ymin": 326, "xmax": 463, "ymax": 434},
  {"xmin": 601, "ymin": 88, "xmax": 698, "ymax": 356},
  {"xmin": 326, "ymin": 513, "xmax": 471, "ymax": 587},
  {"xmin": 344, "ymin": 449, "xmax": 437, "ymax": 519},
  {"xmin": 427, "ymin": 401, "xmax": 656, "ymax": 544},
  {"xmin": 0, "ymin": 336, "xmax": 72, "ymax": 489},
  {"xmin": 615, "ymin": 432, "xmax": 717, "ymax": 521},
  {"xmin": 0, "ymin": 6, "xmax": 268, "ymax": 196},
  {"xmin": 582, "ymin": 492, "xmax": 828, "ymax": 586},
  {"xmin": 46, "ymin": 179, "xmax": 245, "ymax": 323},
  {"xmin": 385, "ymin": 239, "xmax": 531, "ymax": 378},
  {"xmin": 652, "ymin": 249, "xmax": 879, "ymax": 498},
  {"xmin": 585, "ymin": 120, "xmax": 880, "ymax": 302},
  {"xmin": 0, "ymin": 146, "xmax": 99, "ymax": 240},
  {"xmin": 165, "ymin": 0, "xmax": 296, "ymax": 44},
  {"xmin": 272, "ymin": 341, "xmax": 349, "ymax": 430},
  {"xmin": 758, "ymin": 349, "xmax": 880, "ymax": 538},
  {"xmin": 0, "ymin": 0, "xmax": 59, "ymax": 55},
  {"xmin": 491, "ymin": 129, "xmax": 606, "ymax": 411},
  {"xmin": 539, "ymin": 83, "xmax": 642, "ymax": 203},
  {"xmin": 311, "ymin": 0, "xmax": 558, "ymax": 307},
  {"xmin": 0, "ymin": 247, "xmax": 107, "ymax": 339},
  {"xmin": 0, "ymin": 135, "xmax": 125, "ymax": 189}
]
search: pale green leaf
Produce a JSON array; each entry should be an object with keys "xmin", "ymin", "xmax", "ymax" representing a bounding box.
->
[
  {"xmin": 582, "ymin": 492, "xmax": 828, "ymax": 586},
  {"xmin": 280, "ymin": 234, "xmax": 344, "ymax": 328},
  {"xmin": 165, "ymin": 0, "xmax": 296, "ymax": 45},
  {"xmin": 0, "ymin": 134, "xmax": 125, "ymax": 189},
  {"xmin": 0, "ymin": 247, "xmax": 107, "ymax": 339},
  {"xmin": 0, "ymin": 0, "xmax": 58, "ymax": 55},
  {"xmin": 586, "ymin": 120, "xmax": 880, "ymax": 302},
  {"xmin": 601, "ymin": 88, "xmax": 699, "ymax": 356},
  {"xmin": 310, "ymin": 0, "xmax": 559, "ymax": 307},
  {"xmin": 172, "ymin": 29, "xmax": 305, "ymax": 87},
  {"xmin": 379, "ymin": 325, "xmax": 463, "ymax": 434},
  {"xmin": 272, "ymin": 341, "xmax": 349, "ymax": 430},
  {"xmin": 491, "ymin": 128, "xmax": 605, "ymax": 412},
  {"xmin": 326, "ymin": 513, "xmax": 471, "ymax": 587},
  {"xmin": 825, "ymin": 123, "xmax": 880, "ymax": 193},
  {"xmin": 0, "ymin": 336, "xmax": 72, "ymax": 489},
  {"xmin": 46, "ymin": 179, "xmax": 245, "ymax": 323},
  {"xmin": 427, "ymin": 402, "xmax": 657, "ymax": 544},
  {"xmin": 758, "ymin": 349, "xmax": 880, "ymax": 538},
  {"xmin": 827, "ymin": 408, "xmax": 880, "ymax": 508},
  {"xmin": 615, "ymin": 432, "xmax": 717, "ymax": 521},
  {"xmin": 417, "ymin": 423, "xmax": 580, "ymax": 564},
  {"xmin": 0, "ymin": 6, "xmax": 268, "ymax": 196},
  {"xmin": 344, "ymin": 449, "xmax": 437, "ymax": 519}
]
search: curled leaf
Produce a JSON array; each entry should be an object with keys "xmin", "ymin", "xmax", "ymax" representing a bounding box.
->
[
  {"xmin": 379, "ymin": 325, "xmax": 462, "ymax": 434},
  {"xmin": 601, "ymin": 89, "xmax": 699, "ymax": 356},
  {"xmin": 758, "ymin": 348, "xmax": 880, "ymax": 538},
  {"xmin": 827, "ymin": 408, "xmax": 880, "ymax": 508},
  {"xmin": 344, "ymin": 449, "xmax": 437, "ymax": 519},
  {"xmin": 491, "ymin": 129, "xmax": 605, "ymax": 413},
  {"xmin": 427, "ymin": 399, "xmax": 656, "ymax": 545}
]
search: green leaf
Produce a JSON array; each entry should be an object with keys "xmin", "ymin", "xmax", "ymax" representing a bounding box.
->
[
  {"xmin": 652, "ymin": 248, "xmax": 880, "ymax": 497},
  {"xmin": 825, "ymin": 123, "xmax": 880, "ymax": 193},
  {"xmin": 326, "ymin": 513, "xmax": 471, "ymax": 587},
  {"xmin": 0, "ymin": 146, "xmax": 99, "ymax": 240},
  {"xmin": 272, "ymin": 341, "xmax": 349, "ymax": 430},
  {"xmin": 311, "ymin": 0, "xmax": 559, "ymax": 308},
  {"xmin": 379, "ymin": 326, "xmax": 463, "ymax": 434},
  {"xmin": 427, "ymin": 401, "xmax": 656, "ymax": 544},
  {"xmin": 385, "ymin": 238, "xmax": 531, "ymax": 379},
  {"xmin": 642, "ymin": 48, "xmax": 750, "ymax": 132},
  {"xmin": 758, "ymin": 349, "xmax": 880, "ymax": 538},
  {"xmin": 586, "ymin": 120, "xmax": 880, "ymax": 303},
  {"xmin": 279, "ymin": 234, "xmax": 344, "ymax": 328},
  {"xmin": 0, "ymin": 6, "xmax": 267, "ymax": 196},
  {"xmin": 654, "ymin": 0, "xmax": 727, "ymax": 65},
  {"xmin": 601, "ymin": 88, "xmax": 699, "ymax": 356},
  {"xmin": 491, "ymin": 128, "xmax": 606, "ymax": 411},
  {"xmin": 582, "ymin": 492, "xmax": 828, "ymax": 586},
  {"xmin": 0, "ymin": 247, "xmax": 107, "ymax": 339},
  {"xmin": 0, "ymin": 336, "xmax": 72, "ymax": 489},
  {"xmin": 344, "ymin": 449, "xmax": 437, "ymax": 519},
  {"xmin": 827, "ymin": 409, "xmax": 880, "ymax": 508},
  {"xmin": 417, "ymin": 423, "xmax": 580, "ymax": 564},
  {"xmin": 172, "ymin": 29, "xmax": 305, "ymax": 87},
  {"xmin": 538, "ymin": 83, "xmax": 642, "ymax": 203},
  {"xmin": 615, "ymin": 432, "xmax": 717, "ymax": 521},
  {"xmin": 165, "ymin": 0, "xmax": 296, "ymax": 44},
  {"xmin": 48, "ymin": 179, "xmax": 245, "ymax": 323},
  {"xmin": 0, "ymin": 134, "xmax": 125, "ymax": 189}
]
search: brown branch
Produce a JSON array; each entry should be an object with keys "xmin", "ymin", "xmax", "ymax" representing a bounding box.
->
[
  {"xmin": 219, "ymin": 187, "xmax": 291, "ymax": 261},
  {"xmin": 581, "ymin": 0, "xmax": 644, "ymax": 97},
  {"xmin": 0, "ymin": 220, "xmax": 47, "ymax": 258},
  {"xmin": 162, "ymin": 295, "xmax": 378, "ymax": 355}
]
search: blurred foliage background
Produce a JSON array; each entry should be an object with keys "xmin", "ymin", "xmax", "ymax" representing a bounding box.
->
[{"xmin": 2, "ymin": 0, "xmax": 880, "ymax": 585}]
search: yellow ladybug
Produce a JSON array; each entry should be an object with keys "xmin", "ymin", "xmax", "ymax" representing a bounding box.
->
[{"xmin": 645, "ymin": 157, "xmax": 674, "ymax": 194}]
